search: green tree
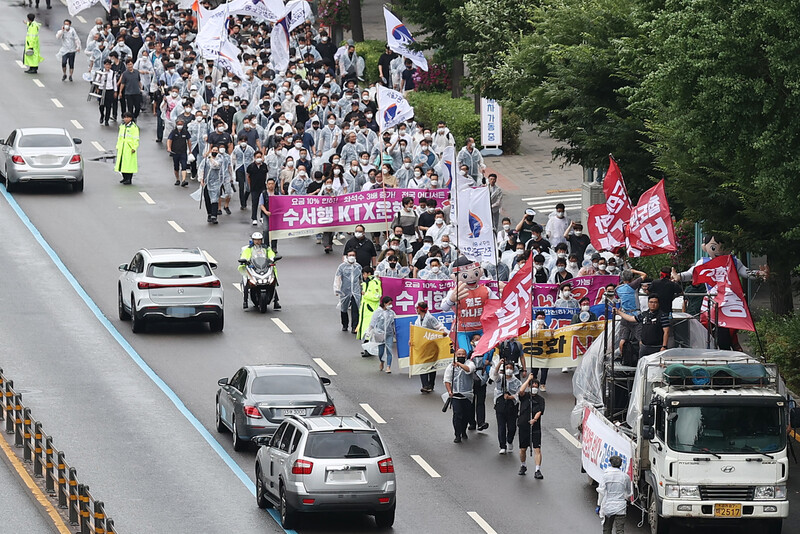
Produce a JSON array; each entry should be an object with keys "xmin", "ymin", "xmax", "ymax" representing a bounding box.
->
[
  {"xmin": 634, "ymin": 0, "xmax": 800, "ymax": 314},
  {"xmin": 488, "ymin": 0, "xmax": 656, "ymax": 196}
]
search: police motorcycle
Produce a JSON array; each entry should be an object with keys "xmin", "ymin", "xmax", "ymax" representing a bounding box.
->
[{"xmin": 239, "ymin": 243, "xmax": 280, "ymax": 313}]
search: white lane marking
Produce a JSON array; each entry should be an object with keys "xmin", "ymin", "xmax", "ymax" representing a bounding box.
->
[
  {"xmin": 359, "ymin": 403, "xmax": 386, "ymax": 424},
  {"xmin": 527, "ymin": 202, "xmax": 582, "ymax": 211},
  {"xmin": 202, "ymin": 250, "xmax": 217, "ymax": 264},
  {"xmin": 51, "ymin": 98, "xmax": 63, "ymax": 108},
  {"xmin": 410, "ymin": 455, "xmax": 441, "ymax": 478},
  {"xmin": 312, "ymin": 358, "xmax": 337, "ymax": 376},
  {"xmin": 167, "ymin": 220, "xmax": 185, "ymax": 233},
  {"xmin": 16, "ymin": 60, "xmax": 25, "ymax": 69},
  {"xmin": 332, "ymin": 239, "xmax": 343, "ymax": 246},
  {"xmin": 467, "ymin": 512, "xmax": 498, "ymax": 534},
  {"xmin": 138, "ymin": 192, "xmax": 155, "ymax": 205},
  {"xmin": 0, "ymin": 43, "xmax": 9, "ymax": 51},
  {"xmin": 33, "ymin": 79, "xmax": 44, "ymax": 88},
  {"xmin": 232, "ymin": 283, "xmax": 243, "ymax": 293},
  {"xmin": 556, "ymin": 427, "xmax": 582, "ymax": 449},
  {"xmin": 520, "ymin": 192, "xmax": 582, "ymax": 201},
  {"xmin": 70, "ymin": 120, "xmax": 84, "ymax": 130},
  {"xmin": 271, "ymin": 318, "xmax": 292, "ymax": 333},
  {"xmin": 91, "ymin": 141, "xmax": 105, "ymax": 152},
  {"xmin": 76, "ymin": 15, "xmax": 87, "ymax": 24}
]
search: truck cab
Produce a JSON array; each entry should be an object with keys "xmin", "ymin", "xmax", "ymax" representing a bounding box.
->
[{"xmin": 637, "ymin": 357, "xmax": 788, "ymax": 534}]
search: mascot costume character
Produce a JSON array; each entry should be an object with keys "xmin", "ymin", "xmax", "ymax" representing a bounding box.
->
[{"xmin": 441, "ymin": 256, "xmax": 499, "ymax": 353}]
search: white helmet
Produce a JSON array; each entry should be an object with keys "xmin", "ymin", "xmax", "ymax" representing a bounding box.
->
[{"xmin": 251, "ymin": 232, "xmax": 263, "ymax": 241}]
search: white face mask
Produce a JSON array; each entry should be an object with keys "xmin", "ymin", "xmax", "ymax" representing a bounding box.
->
[
  {"xmin": 505, "ymin": 369, "xmax": 513, "ymax": 377},
  {"xmin": 430, "ymin": 180, "xmax": 438, "ymax": 186},
  {"xmin": 333, "ymin": 169, "xmax": 341, "ymax": 175},
  {"xmin": 346, "ymin": 256, "xmax": 356, "ymax": 264},
  {"xmin": 431, "ymin": 266, "xmax": 441, "ymax": 273},
  {"xmin": 217, "ymin": 126, "xmax": 225, "ymax": 132},
  {"xmin": 558, "ymin": 253, "xmax": 567, "ymax": 258},
  {"xmin": 360, "ymin": 158, "xmax": 369, "ymax": 164},
  {"xmin": 556, "ymin": 211, "xmax": 565, "ymax": 218},
  {"xmin": 435, "ymin": 218, "xmax": 444, "ymax": 225},
  {"xmin": 414, "ymin": 171, "xmax": 422, "ymax": 177},
  {"xmin": 574, "ymin": 231, "xmax": 582, "ymax": 237},
  {"xmin": 255, "ymin": 158, "xmax": 263, "ymax": 163},
  {"xmin": 562, "ymin": 291, "xmax": 571, "ymax": 298},
  {"xmin": 286, "ymin": 161, "xmax": 294, "ymax": 168},
  {"xmin": 442, "ymin": 243, "xmax": 450, "ymax": 249},
  {"xmin": 328, "ymin": 119, "xmax": 336, "ymax": 125},
  {"xmin": 598, "ymin": 264, "xmax": 607, "ymax": 271},
  {"xmin": 325, "ymin": 184, "xmax": 333, "ymax": 190},
  {"xmin": 219, "ymin": 148, "xmax": 227, "ymax": 154},
  {"xmin": 530, "ymin": 387, "xmax": 539, "ymax": 395},
  {"xmin": 503, "ymin": 224, "xmax": 510, "ymax": 231},
  {"xmin": 354, "ymin": 231, "xmax": 364, "ymax": 238},
  {"xmin": 581, "ymin": 305, "xmax": 590, "ymax": 312},
  {"xmin": 608, "ymin": 266, "xmax": 617, "ymax": 273},
  {"xmin": 176, "ymin": 125, "xmax": 184, "ymax": 130},
  {"xmin": 536, "ymin": 319, "xmax": 545, "ymax": 327},
  {"xmin": 592, "ymin": 262, "xmax": 599, "ymax": 269},
  {"xmin": 403, "ymin": 162, "xmax": 411, "ymax": 169},
  {"xmin": 195, "ymin": 116, "xmax": 203, "ymax": 122},
  {"xmin": 569, "ymin": 261, "xmax": 578, "ymax": 269},
  {"xmin": 458, "ymin": 170, "xmax": 466, "ymax": 176},
  {"xmin": 184, "ymin": 107, "xmax": 192, "ymax": 113},
  {"xmin": 535, "ymin": 264, "xmax": 543, "ymax": 271}
]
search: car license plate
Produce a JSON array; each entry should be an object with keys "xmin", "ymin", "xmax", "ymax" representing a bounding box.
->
[
  {"xmin": 282, "ymin": 408, "xmax": 306, "ymax": 416},
  {"xmin": 166, "ymin": 306, "xmax": 195, "ymax": 317},
  {"xmin": 714, "ymin": 503, "xmax": 742, "ymax": 518},
  {"xmin": 328, "ymin": 470, "xmax": 363, "ymax": 482}
]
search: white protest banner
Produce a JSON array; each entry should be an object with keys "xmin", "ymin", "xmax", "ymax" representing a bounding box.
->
[{"xmin": 581, "ymin": 405, "xmax": 635, "ymax": 484}]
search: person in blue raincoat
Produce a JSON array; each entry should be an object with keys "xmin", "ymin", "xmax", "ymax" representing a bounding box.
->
[{"xmin": 333, "ymin": 250, "xmax": 362, "ymax": 334}]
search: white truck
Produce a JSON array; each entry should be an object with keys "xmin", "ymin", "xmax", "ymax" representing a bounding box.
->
[{"xmin": 578, "ymin": 348, "xmax": 790, "ymax": 534}]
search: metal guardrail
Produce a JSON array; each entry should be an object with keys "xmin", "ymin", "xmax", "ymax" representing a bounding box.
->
[{"xmin": 0, "ymin": 369, "xmax": 118, "ymax": 534}]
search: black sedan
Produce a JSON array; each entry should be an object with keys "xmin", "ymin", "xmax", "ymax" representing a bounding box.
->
[{"xmin": 216, "ymin": 364, "xmax": 335, "ymax": 451}]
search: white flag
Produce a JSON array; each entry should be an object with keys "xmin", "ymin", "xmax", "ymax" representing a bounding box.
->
[
  {"xmin": 217, "ymin": 40, "xmax": 247, "ymax": 80},
  {"xmin": 376, "ymin": 85, "xmax": 415, "ymax": 132},
  {"xmin": 383, "ymin": 7, "xmax": 428, "ymax": 71},
  {"xmin": 285, "ymin": 0, "xmax": 314, "ymax": 31},
  {"xmin": 67, "ymin": 0, "xmax": 109, "ymax": 16},
  {"xmin": 435, "ymin": 146, "xmax": 456, "ymax": 189},
  {"xmin": 227, "ymin": 0, "xmax": 285, "ymax": 22},
  {"xmin": 456, "ymin": 187, "xmax": 496, "ymax": 265},
  {"xmin": 196, "ymin": 3, "xmax": 229, "ymax": 56},
  {"xmin": 270, "ymin": 17, "xmax": 291, "ymax": 73}
]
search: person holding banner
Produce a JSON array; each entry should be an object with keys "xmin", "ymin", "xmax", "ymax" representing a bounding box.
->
[
  {"xmin": 529, "ymin": 311, "xmax": 550, "ymax": 392},
  {"xmin": 570, "ymin": 298, "xmax": 598, "ymax": 324},
  {"xmin": 444, "ymin": 348, "xmax": 475, "ymax": 444},
  {"xmin": 414, "ymin": 301, "xmax": 448, "ymax": 393}
]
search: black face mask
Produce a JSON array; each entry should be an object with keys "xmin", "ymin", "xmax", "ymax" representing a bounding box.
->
[{"xmin": 456, "ymin": 356, "xmax": 466, "ymax": 364}]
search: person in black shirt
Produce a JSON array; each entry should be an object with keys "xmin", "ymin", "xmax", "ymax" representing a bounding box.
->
[
  {"xmin": 307, "ymin": 171, "xmax": 324, "ymax": 195},
  {"xmin": 206, "ymin": 123, "xmax": 233, "ymax": 155},
  {"xmin": 552, "ymin": 257, "xmax": 573, "ymax": 284},
  {"xmin": 533, "ymin": 253, "xmax": 549, "ymax": 283},
  {"xmin": 526, "ymin": 224, "xmax": 551, "ymax": 253},
  {"xmin": 378, "ymin": 45, "xmax": 398, "ymax": 86},
  {"xmin": 166, "ymin": 119, "xmax": 191, "ymax": 186},
  {"xmin": 649, "ymin": 266, "xmax": 683, "ymax": 314},
  {"xmin": 616, "ymin": 295, "xmax": 671, "ymax": 357},
  {"xmin": 246, "ymin": 152, "xmax": 269, "ymax": 225},
  {"xmin": 564, "ymin": 221, "xmax": 591, "ymax": 261},
  {"xmin": 216, "ymin": 96, "xmax": 236, "ymax": 133},
  {"xmin": 515, "ymin": 208, "xmax": 537, "ymax": 244},
  {"xmin": 343, "ymin": 225, "xmax": 377, "ymax": 269},
  {"xmin": 518, "ymin": 374, "xmax": 545, "ymax": 478},
  {"xmin": 417, "ymin": 198, "xmax": 436, "ymax": 234}
]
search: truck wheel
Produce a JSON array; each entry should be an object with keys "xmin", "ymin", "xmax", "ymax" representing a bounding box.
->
[{"xmin": 648, "ymin": 488, "xmax": 670, "ymax": 534}]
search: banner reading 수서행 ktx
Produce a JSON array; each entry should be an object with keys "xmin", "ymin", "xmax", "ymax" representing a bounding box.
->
[{"xmin": 269, "ymin": 188, "xmax": 448, "ymax": 239}]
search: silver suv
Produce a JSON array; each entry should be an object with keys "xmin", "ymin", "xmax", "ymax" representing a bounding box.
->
[{"xmin": 254, "ymin": 414, "xmax": 396, "ymax": 529}]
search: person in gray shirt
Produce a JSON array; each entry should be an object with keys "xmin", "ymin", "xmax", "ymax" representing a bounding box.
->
[{"xmin": 118, "ymin": 59, "xmax": 143, "ymax": 119}]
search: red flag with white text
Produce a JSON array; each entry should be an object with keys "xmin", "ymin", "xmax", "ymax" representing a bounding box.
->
[
  {"xmin": 692, "ymin": 255, "xmax": 755, "ymax": 331},
  {"xmin": 601, "ymin": 157, "xmax": 631, "ymax": 248},
  {"xmin": 473, "ymin": 256, "xmax": 533, "ymax": 354},
  {"xmin": 626, "ymin": 180, "xmax": 677, "ymax": 257}
]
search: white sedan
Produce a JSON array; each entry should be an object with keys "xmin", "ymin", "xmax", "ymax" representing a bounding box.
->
[{"xmin": 118, "ymin": 248, "xmax": 224, "ymax": 333}]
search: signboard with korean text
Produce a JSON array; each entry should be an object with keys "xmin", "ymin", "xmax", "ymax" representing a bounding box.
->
[
  {"xmin": 480, "ymin": 98, "xmax": 503, "ymax": 147},
  {"xmin": 519, "ymin": 321, "xmax": 606, "ymax": 368},
  {"xmin": 581, "ymin": 405, "xmax": 635, "ymax": 484}
]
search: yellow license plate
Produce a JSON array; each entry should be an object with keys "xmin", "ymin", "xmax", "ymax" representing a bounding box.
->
[{"xmin": 714, "ymin": 503, "xmax": 742, "ymax": 518}]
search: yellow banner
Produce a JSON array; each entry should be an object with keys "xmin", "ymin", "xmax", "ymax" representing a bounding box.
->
[
  {"xmin": 408, "ymin": 325, "xmax": 453, "ymax": 376},
  {"xmin": 519, "ymin": 321, "xmax": 605, "ymax": 369}
]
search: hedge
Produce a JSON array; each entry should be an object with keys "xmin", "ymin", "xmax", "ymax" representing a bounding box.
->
[
  {"xmin": 406, "ymin": 91, "xmax": 522, "ymax": 154},
  {"xmin": 755, "ymin": 312, "xmax": 800, "ymax": 393},
  {"xmin": 355, "ymin": 40, "xmax": 386, "ymax": 84}
]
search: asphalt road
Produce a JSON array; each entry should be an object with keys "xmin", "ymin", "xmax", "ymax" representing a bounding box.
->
[{"xmin": 0, "ymin": 2, "xmax": 798, "ymax": 534}]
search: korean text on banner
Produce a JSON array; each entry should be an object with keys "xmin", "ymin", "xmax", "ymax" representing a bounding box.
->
[
  {"xmin": 474, "ymin": 256, "xmax": 533, "ymax": 354},
  {"xmin": 456, "ymin": 186, "xmax": 496, "ymax": 265},
  {"xmin": 581, "ymin": 405, "xmax": 635, "ymax": 484},
  {"xmin": 394, "ymin": 312, "xmax": 454, "ymax": 366},
  {"xmin": 532, "ymin": 275, "xmax": 620, "ymax": 308},
  {"xmin": 519, "ymin": 321, "xmax": 605, "ymax": 369},
  {"xmin": 536, "ymin": 305, "xmax": 611, "ymax": 329},
  {"xmin": 626, "ymin": 179, "xmax": 677, "ymax": 257},
  {"xmin": 269, "ymin": 188, "xmax": 448, "ymax": 239},
  {"xmin": 480, "ymin": 98, "xmax": 503, "ymax": 147},
  {"xmin": 588, "ymin": 157, "xmax": 630, "ymax": 251},
  {"xmin": 692, "ymin": 255, "xmax": 755, "ymax": 331},
  {"xmin": 408, "ymin": 325, "xmax": 453, "ymax": 376}
]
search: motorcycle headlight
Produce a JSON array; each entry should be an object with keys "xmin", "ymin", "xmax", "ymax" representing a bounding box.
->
[{"xmin": 755, "ymin": 486, "xmax": 786, "ymax": 500}]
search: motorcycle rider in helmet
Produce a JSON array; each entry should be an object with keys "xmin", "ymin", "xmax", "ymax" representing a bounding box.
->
[{"xmin": 238, "ymin": 232, "xmax": 281, "ymax": 310}]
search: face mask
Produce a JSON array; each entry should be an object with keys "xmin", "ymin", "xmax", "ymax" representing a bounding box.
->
[
  {"xmin": 295, "ymin": 143, "xmax": 302, "ymax": 149},
  {"xmin": 557, "ymin": 265, "xmax": 566, "ymax": 273},
  {"xmin": 321, "ymin": 37, "xmax": 328, "ymax": 43},
  {"xmin": 505, "ymin": 369, "xmax": 514, "ymax": 377},
  {"xmin": 405, "ymin": 206, "xmax": 413, "ymax": 213},
  {"xmin": 435, "ymin": 218, "xmax": 444, "ymax": 226},
  {"xmin": 592, "ymin": 262, "xmax": 599, "ymax": 269},
  {"xmin": 414, "ymin": 171, "xmax": 422, "ymax": 177},
  {"xmin": 599, "ymin": 264, "xmax": 607, "ymax": 271},
  {"xmin": 176, "ymin": 125, "xmax": 184, "ymax": 130},
  {"xmin": 244, "ymin": 123, "xmax": 252, "ymax": 130},
  {"xmin": 239, "ymin": 142, "xmax": 247, "ymax": 148},
  {"xmin": 535, "ymin": 264, "xmax": 543, "ymax": 271},
  {"xmin": 206, "ymin": 82, "xmax": 213, "ymax": 88},
  {"xmin": 438, "ymin": 128, "xmax": 444, "ymax": 134},
  {"xmin": 325, "ymin": 184, "xmax": 333, "ymax": 190},
  {"xmin": 456, "ymin": 356, "xmax": 466, "ymax": 364},
  {"xmin": 556, "ymin": 211, "xmax": 565, "ymax": 218},
  {"xmin": 442, "ymin": 243, "xmax": 450, "ymax": 249},
  {"xmin": 574, "ymin": 231, "xmax": 582, "ymax": 237},
  {"xmin": 562, "ymin": 291, "xmax": 571, "ymax": 298},
  {"xmin": 608, "ymin": 266, "xmax": 617, "ymax": 273},
  {"xmin": 169, "ymin": 69, "xmax": 176, "ymax": 74},
  {"xmin": 399, "ymin": 129, "xmax": 406, "ymax": 135},
  {"xmin": 217, "ymin": 126, "xmax": 225, "ymax": 133},
  {"xmin": 458, "ymin": 170, "xmax": 466, "ymax": 176},
  {"xmin": 286, "ymin": 161, "xmax": 294, "ymax": 168},
  {"xmin": 255, "ymin": 158, "xmax": 263, "ymax": 163},
  {"xmin": 360, "ymin": 158, "xmax": 369, "ymax": 165},
  {"xmin": 210, "ymin": 152, "xmax": 218, "ymax": 158},
  {"xmin": 503, "ymin": 224, "xmax": 510, "ymax": 231},
  {"xmin": 558, "ymin": 253, "xmax": 567, "ymax": 259},
  {"xmin": 279, "ymin": 119, "xmax": 286, "ymax": 125},
  {"xmin": 171, "ymin": 92, "xmax": 179, "ymax": 98},
  {"xmin": 346, "ymin": 256, "xmax": 356, "ymax": 264},
  {"xmin": 390, "ymin": 245, "xmax": 400, "ymax": 251},
  {"xmin": 581, "ymin": 305, "xmax": 590, "ymax": 312},
  {"xmin": 530, "ymin": 387, "xmax": 539, "ymax": 395},
  {"xmin": 536, "ymin": 319, "xmax": 545, "ymax": 327},
  {"xmin": 388, "ymin": 261, "xmax": 398, "ymax": 267},
  {"xmin": 430, "ymin": 180, "xmax": 439, "ymax": 186},
  {"xmin": 386, "ymin": 304, "xmax": 392, "ymax": 310},
  {"xmin": 431, "ymin": 266, "xmax": 440, "ymax": 273},
  {"xmin": 220, "ymin": 148, "xmax": 227, "ymax": 154},
  {"xmin": 422, "ymin": 146, "xmax": 429, "ymax": 152},
  {"xmin": 354, "ymin": 232, "xmax": 364, "ymax": 238},
  {"xmin": 569, "ymin": 261, "xmax": 578, "ymax": 269},
  {"xmin": 195, "ymin": 116, "xmax": 203, "ymax": 122}
]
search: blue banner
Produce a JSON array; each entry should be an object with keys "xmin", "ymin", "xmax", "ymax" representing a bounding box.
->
[{"xmin": 394, "ymin": 312, "xmax": 454, "ymax": 363}]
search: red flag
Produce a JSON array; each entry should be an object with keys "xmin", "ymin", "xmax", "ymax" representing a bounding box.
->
[
  {"xmin": 626, "ymin": 179, "xmax": 677, "ymax": 257},
  {"xmin": 474, "ymin": 256, "xmax": 533, "ymax": 354},
  {"xmin": 602, "ymin": 156, "xmax": 631, "ymax": 247},
  {"xmin": 692, "ymin": 255, "xmax": 755, "ymax": 331}
]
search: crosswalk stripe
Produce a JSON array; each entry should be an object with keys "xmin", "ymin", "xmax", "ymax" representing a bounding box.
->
[{"xmin": 521, "ymin": 193, "xmax": 582, "ymax": 202}]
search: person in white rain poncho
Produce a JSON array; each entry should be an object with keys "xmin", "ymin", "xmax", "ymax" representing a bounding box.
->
[
  {"xmin": 334, "ymin": 251, "xmax": 363, "ymax": 333},
  {"xmin": 366, "ymin": 297, "xmax": 397, "ymax": 373}
]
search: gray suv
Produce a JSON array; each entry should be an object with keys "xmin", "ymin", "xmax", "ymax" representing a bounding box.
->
[{"xmin": 254, "ymin": 414, "xmax": 397, "ymax": 529}]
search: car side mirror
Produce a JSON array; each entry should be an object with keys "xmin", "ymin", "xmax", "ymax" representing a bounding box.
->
[
  {"xmin": 642, "ymin": 405, "xmax": 655, "ymax": 427},
  {"xmin": 217, "ymin": 377, "xmax": 228, "ymax": 386},
  {"xmin": 253, "ymin": 436, "xmax": 271, "ymax": 446},
  {"xmin": 642, "ymin": 425, "xmax": 655, "ymax": 441},
  {"xmin": 320, "ymin": 377, "xmax": 331, "ymax": 385},
  {"xmin": 73, "ymin": 138, "xmax": 82, "ymax": 145},
  {"xmin": 209, "ymin": 262, "xmax": 218, "ymax": 270},
  {"xmin": 0, "ymin": 139, "xmax": 5, "ymax": 146},
  {"xmin": 118, "ymin": 263, "xmax": 129, "ymax": 272}
]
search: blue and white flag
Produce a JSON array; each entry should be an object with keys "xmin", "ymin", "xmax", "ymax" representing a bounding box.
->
[
  {"xmin": 269, "ymin": 16, "xmax": 291, "ymax": 73},
  {"xmin": 435, "ymin": 145, "xmax": 456, "ymax": 189},
  {"xmin": 285, "ymin": 0, "xmax": 313, "ymax": 31},
  {"xmin": 377, "ymin": 85, "xmax": 415, "ymax": 132},
  {"xmin": 383, "ymin": 7, "xmax": 428, "ymax": 71},
  {"xmin": 195, "ymin": 3, "xmax": 229, "ymax": 56},
  {"xmin": 456, "ymin": 186, "xmax": 496, "ymax": 265}
]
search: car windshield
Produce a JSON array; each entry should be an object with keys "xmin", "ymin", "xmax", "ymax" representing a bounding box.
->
[
  {"xmin": 667, "ymin": 404, "xmax": 786, "ymax": 454},
  {"xmin": 148, "ymin": 262, "xmax": 211, "ymax": 279},
  {"xmin": 304, "ymin": 431, "xmax": 385, "ymax": 459},
  {"xmin": 18, "ymin": 134, "xmax": 72, "ymax": 148},
  {"xmin": 251, "ymin": 374, "xmax": 323, "ymax": 395}
]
